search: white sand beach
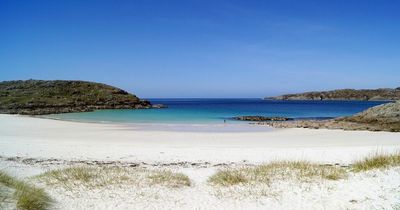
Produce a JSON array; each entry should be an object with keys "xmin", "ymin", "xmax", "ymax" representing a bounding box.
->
[
  {"xmin": 1, "ymin": 114, "xmax": 399, "ymax": 164},
  {"xmin": 1, "ymin": 114, "xmax": 400, "ymax": 209}
]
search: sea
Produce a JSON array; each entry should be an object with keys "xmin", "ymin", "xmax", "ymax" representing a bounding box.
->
[{"xmin": 44, "ymin": 99, "xmax": 388, "ymax": 128}]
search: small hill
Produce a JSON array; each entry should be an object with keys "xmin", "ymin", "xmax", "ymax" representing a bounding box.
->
[
  {"xmin": 267, "ymin": 88, "xmax": 400, "ymax": 101},
  {"xmin": 0, "ymin": 80, "xmax": 153, "ymax": 115}
]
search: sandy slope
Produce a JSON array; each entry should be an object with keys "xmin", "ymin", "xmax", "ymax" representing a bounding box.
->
[{"xmin": 1, "ymin": 114, "xmax": 400, "ymax": 210}]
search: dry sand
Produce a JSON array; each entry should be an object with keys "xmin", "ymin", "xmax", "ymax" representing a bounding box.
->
[{"xmin": 1, "ymin": 114, "xmax": 400, "ymax": 209}]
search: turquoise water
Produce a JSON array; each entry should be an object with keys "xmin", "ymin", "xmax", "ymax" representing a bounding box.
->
[{"xmin": 45, "ymin": 99, "xmax": 388, "ymax": 124}]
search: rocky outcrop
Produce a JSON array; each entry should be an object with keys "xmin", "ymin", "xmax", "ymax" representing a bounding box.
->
[
  {"xmin": 266, "ymin": 88, "xmax": 400, "ymax": 101},
  {"xmin": 263, "ymin": 101, "xmax": 400, "ymax": 132},
  {"xmin": 233, "ymin": 116, "xmax": 292, "ymax": 121},
  {"xmin": 151, "ymin": 104, "xmax": 168, "ymax": 109},
  {"xmin": 340, "ymin": 100, "xmax": 400, "ymax": 130},
  {"xmin": 0, "ymin": 80, "xmax": 157, "ymax": 115}
]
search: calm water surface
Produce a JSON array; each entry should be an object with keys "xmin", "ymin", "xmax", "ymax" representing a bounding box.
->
[{"xmin": 45, "ymin": 99, "xmax": 388, "ymax": 125}]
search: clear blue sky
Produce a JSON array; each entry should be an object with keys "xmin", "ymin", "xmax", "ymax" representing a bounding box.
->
[{"xmin": 1, "ymin": 0, "xmax": 399, "ymax": 98}]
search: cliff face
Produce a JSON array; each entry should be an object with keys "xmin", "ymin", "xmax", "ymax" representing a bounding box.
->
[
  {"xmin": 0, "ymin": 80, "xmax": 152, "ymax": 115},
  {"xmin": 267, "ymin": 88, "xmax": 400, "ymax": 101}
]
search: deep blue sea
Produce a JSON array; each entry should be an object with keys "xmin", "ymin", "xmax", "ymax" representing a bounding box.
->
[{"xmin": 45, "ymin": 99, "xmax": 388, "ymax": 124}]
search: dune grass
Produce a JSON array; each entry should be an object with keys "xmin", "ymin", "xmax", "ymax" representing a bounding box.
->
[
  {"xmin": 210, "ymin": 153, "xmax": 400, "ymax": 187},
  {"xmin": 37, "ymin": 166, "xmax": 143, "ymax": 188},
  {"xmin": 148, "ymin": 170, "xmax": 191, "ymax": 187},
  {"xmin": 208, "ymin": 170, "xmax": 248, "ymax": 186},
  {"xmin": 352, "ymin": 153, "xmax": 400, "ymax": 172},
  {"xmin": 37, "ymin": 166, "xmax": 191, "ymax": 189},
  {"xmin": 0, "ymin": 171, "xmax": 52, "ymax": 210},
  {"xmin": 209, "ymin": 161, "xmax": 347, "ymax": 186}
]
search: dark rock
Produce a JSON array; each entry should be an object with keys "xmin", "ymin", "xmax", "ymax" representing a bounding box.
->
[
  {"xmin": 233, "ymin": 116, "xmax": 292, "ymax": 121},
  {"xmin": 152, "ymin": 104, "xmax": 168, "ymax": 108}
]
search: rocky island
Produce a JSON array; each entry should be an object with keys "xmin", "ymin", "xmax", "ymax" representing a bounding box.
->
[
  {"xmin": 266, "ymin": 88, "xmax": 400, "ymax": 101},
  {"xmin": 0, "ymin": 80, "xmax": 160, "ymax": 115}
]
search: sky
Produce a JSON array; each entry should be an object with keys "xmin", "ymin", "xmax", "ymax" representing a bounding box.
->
[{"xmin": 1, "ymin": 0, "xmax": 399, "ymax": 98}]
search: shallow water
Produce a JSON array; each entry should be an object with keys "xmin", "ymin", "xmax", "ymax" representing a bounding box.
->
[{"xmin": 44, "ymin": 99, "xmax": 388, "ymax": 125}]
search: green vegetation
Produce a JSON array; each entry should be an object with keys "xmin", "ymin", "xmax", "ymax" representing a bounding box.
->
[
  {"xmin": 209, "ymin": 161, "xmax": 347, "ymax": 186},
  {"xmin": 0, "ymin": 171, "xmax": 52, "ymax": 210},
  {"xmin": 0, "ymin": 80, "xmax": 151, "ymax": 115},
  {"xmin": 210, "ymin": 153, "xmax": 400, "ymax": 188},
  {"xmin": 148, "ymin": 170, "xmax": 191, "ymax": 188},
  {"xmin": 37, "ymin": 166, "xmax": 191, "ymax": 189},
  {"xmin": 352, "ymin": 153, "xmax": 400, "ymax": 172},
  {"xmin": 208, "ymin": 170, "xmax": 248, "ymax": 186},
  {"xmin": 37, "ymin": 166, "xmax": 142, "ymax": 188}
]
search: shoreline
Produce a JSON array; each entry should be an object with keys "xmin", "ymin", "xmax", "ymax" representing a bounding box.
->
[{"xmin": 30, "ymin": 114, "xmax": 275, "ymax": 133}]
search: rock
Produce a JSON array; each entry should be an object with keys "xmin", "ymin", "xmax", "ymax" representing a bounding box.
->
[
  {"xmin": 233, "ymin": 116, "xmax": 292, "ymax": 121},
  {"xmin": 342, "ymin": 100, "xmax": 400, "ymax": 131},
  {"xmin": 152, "ymin": 104, "xmax": 168, "ymax": 108},
  {"xmin": 263, "ymin": 101, "xmax": 400, "ymax": 132}
]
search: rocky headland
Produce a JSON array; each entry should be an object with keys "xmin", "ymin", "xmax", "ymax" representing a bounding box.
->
[
  {"xmin": 263, "ymin": 101, "xmax": 400, "ymax": 132},
  {"xmin": 0, "ymin": 80, "xmax": 161, "ymax": 115},
  {"xmin": 266, "ymin": 88, "xmax": 400, "ymax": 101}
]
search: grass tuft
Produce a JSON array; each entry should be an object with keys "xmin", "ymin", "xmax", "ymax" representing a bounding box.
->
[
  {"xmin": 0, "ymin": 171, "xmax": 52, "ymax": 210},
  {"xmin": 37, "ymin": 166, "xmax": 142, "ymax": 188},
  {"xmin": 37, "ymin": 166, "xmax": 192, "ymax": 189},
  {"xmin": 208, "ymin": 170, "xmax": 248, "ymax": 186},
  {"xmin": 352, "ymin": 153, "xmax": 400, "ymax": 172},
  {"xmin": 39, "ymin": 166, "xmax": 97, "ymax": 184},
  {"xmin": 209, "ymin": 161, "xmax": 347, "ymax": 186},
  {"xmin": 148, "ymin": 170, "xmax": 191, "ymax": 188}
]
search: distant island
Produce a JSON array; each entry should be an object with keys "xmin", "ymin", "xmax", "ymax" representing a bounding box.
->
[
  {"xmin": 0, "ymin": 80, "xmax": 162, "ymax": 115},
  {"xmin": 266, "ymin": 88, "xmax": 400, "ymax": 101}
]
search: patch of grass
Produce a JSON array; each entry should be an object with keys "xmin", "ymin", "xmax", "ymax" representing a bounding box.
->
[
  {"xmin": 37, "ymin": 166, "xmax": 142, "ymax": 188},
  {"xmin": 37, "ymin": 166, "xmax": 192, "ymax": 189},
  {"xmin": 209, "ymin": 161, "xmax": 347, "ymax": 186},
  {"xmin": 259, "ymin": 161, "xmax": 346, "ymax": 181},
  {"xmin": 0, "ymin": 171, "xmax": 52, "ymax": 210},
  {"xmin": 208, "ymin": 170, "xmax": 248, "ymax": 186},
  {"xmin": 352, "ymin": 153, "xmax": 400, "ymax": 172},
  {"xmin": 40, "ymin": 166, "xmax": 97, "ymax": 183},
  {"xmin": 148, "ymin": 170, "xmax": 191, "ymax": 188}
]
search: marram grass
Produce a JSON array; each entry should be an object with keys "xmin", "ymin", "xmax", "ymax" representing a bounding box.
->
[
  {"xmin": 209, "ymin": 153, "xmax": 400, "ymax": 187},
  {"xmin": 37, "ymin": 166, "xmax": 192, "ymax": 189},
  {"xmin": 208, "ymin": 161, "xmax": 347, "ymax": 186},
  {"xmin": 0, "ymin": 171, "xmax": 52, "ymax": 210},
  {"xmin": 148, "ymin": 170, "xmax": 191, "ymax": 187},
  {"xmin": 352, "ymin": 152, "xmax": 400, "ymax": 172}
]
